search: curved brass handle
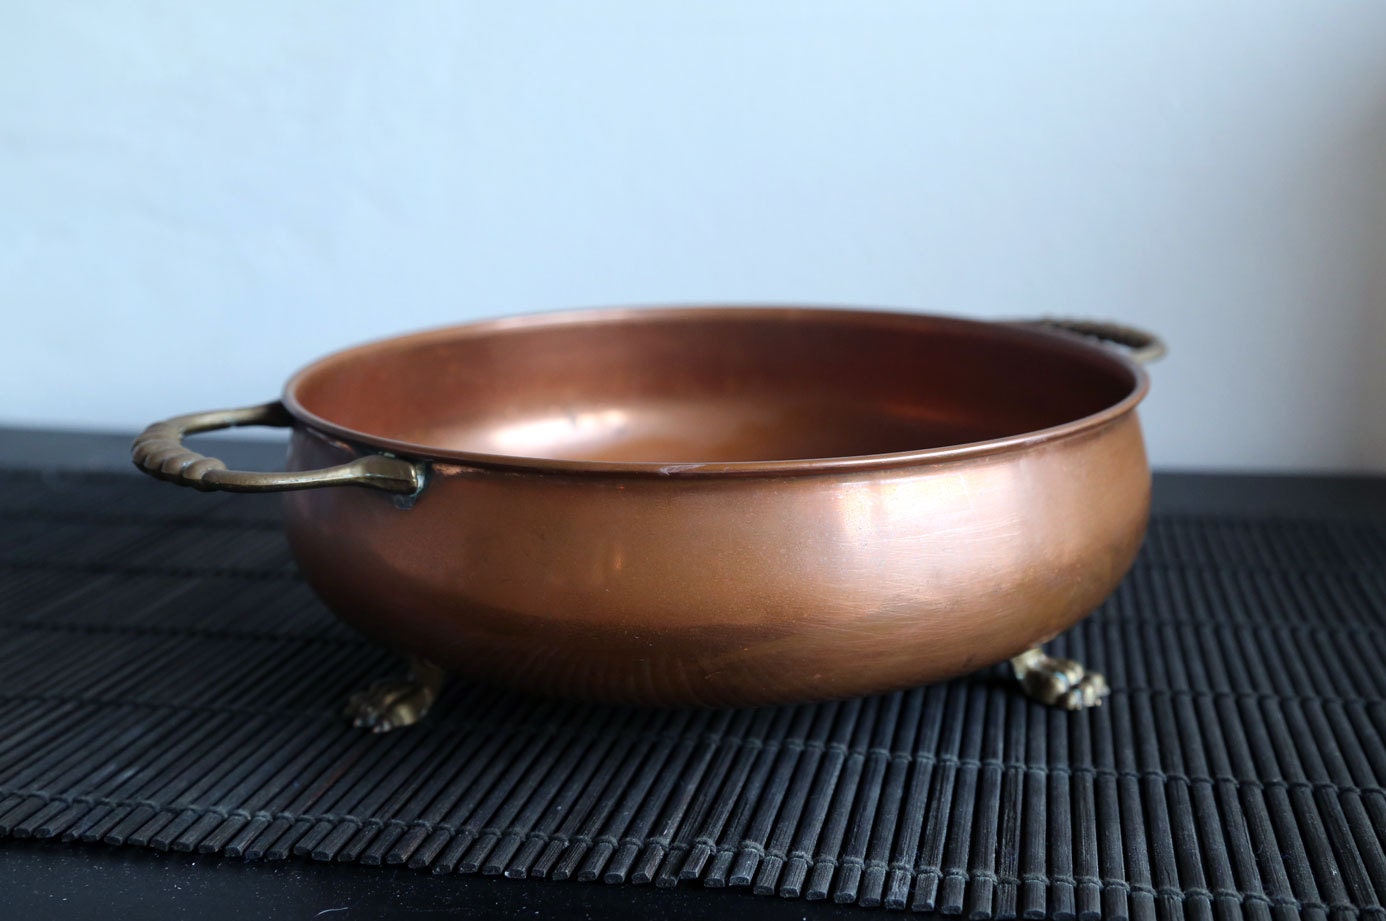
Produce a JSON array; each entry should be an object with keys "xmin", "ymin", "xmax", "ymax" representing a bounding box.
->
[
  {"xmin": 1025, "ymin": 318, "xmax": 1166, "ymax": 365},
  {"xmin": 131, "ymin": 402, "xmax": 422, "ymax": 494}
]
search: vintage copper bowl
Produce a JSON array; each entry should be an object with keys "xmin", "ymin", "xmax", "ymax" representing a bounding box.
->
[{"xmin": 132, "ymin": 307, "xmax": 1160, "ymax": 709}]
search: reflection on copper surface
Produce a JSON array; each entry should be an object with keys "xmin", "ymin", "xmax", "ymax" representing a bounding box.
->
[{"xmin": 485, "ymin": 407, "xmax": 633, "ymax": 457}]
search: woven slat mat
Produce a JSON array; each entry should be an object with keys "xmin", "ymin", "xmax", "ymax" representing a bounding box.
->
[{"xmin": 1, "ymin": 470, "xmax": 1384, "ymax": 921}]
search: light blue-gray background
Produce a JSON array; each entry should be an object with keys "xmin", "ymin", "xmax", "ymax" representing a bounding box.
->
[{"xmin": 3, "ymin": 2, "xmax": 1384, "ymax": 472}]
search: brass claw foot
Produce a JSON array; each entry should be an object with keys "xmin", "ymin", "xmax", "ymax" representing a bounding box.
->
[
  {"xmin": 344, "ymin": 657, "xmax": 445, "ymax": 732},
  {"xmin": 1010, "ymin": 646, "xmax": 1110, "ymax": 710}
]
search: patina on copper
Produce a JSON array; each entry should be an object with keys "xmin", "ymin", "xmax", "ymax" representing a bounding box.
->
[{"xmin": 132, "ymin": 307, "xmax": 1160, "ymax": 714}]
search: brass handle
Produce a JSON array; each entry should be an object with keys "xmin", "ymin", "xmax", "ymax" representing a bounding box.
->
[
  {"xmin": 1023, "ymin": 318, "xmax": 1166, "ymax": 365},
  {"xmin": 131, "ymin": 402, "xmax": 422, "ymax": 494}
]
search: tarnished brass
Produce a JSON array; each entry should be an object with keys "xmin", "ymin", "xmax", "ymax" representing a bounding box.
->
[
  {"xmin": 344, "ymin": 656, "xmax": 446, "ymax": 732},
  {"xmin": 1010, "ymin": 646, "xmax": 1111, "ymax": 710},
  {"xmin": 1023, "ymin": 318, "xmax": 1166, "ymax": 366},
  {"xmin": 131, "ymin": 306, "xmax": 1161, "ymax": 712},
  {"xmin": 131, "ymin": 402, "xmax": 420, "ymax": 494}
]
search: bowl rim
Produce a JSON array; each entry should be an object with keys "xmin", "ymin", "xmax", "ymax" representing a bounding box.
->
[{"xmin": 281, "ymin": 304, "xmax": 1151, "ymax": 477}]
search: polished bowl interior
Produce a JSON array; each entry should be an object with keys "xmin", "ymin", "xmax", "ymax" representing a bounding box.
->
[{"xmin": 286, "ymin": 308, "xmax": 1139, "ymax": 469}]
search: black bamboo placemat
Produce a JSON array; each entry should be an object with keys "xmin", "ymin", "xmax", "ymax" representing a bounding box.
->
[{"xmin": 1, "ymin": 469, "xmax": 1384, "ymax": 921}]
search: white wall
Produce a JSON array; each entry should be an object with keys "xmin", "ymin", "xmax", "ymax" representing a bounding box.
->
[{"xmin": 3, "ymin": 2, "xmax": 1385, "ymax": 472}]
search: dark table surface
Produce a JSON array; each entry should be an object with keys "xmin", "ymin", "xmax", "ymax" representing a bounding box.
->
[{"xmin": 2, "ymin": 425, "xmax": 1384, "ymax": 920}]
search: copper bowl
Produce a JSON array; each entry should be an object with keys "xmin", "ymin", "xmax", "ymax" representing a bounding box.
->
[{"xmin": 132, "ymin": 307, "xmax": 1161, "ymax": 710}]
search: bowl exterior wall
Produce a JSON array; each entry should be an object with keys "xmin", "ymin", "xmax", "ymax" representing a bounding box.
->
[{"xmin": 282, "ymin": 412, "xmax": 1149, "ymax": 707}]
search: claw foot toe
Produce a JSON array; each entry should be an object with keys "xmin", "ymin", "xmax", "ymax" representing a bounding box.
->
[
  {"xmin": 1012, "ymin": 649, "xmax": 1110, "ymax": 710},
  {"xmin": 344, "ymin": 680, "xmax": 435, "ymax": 732}
]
